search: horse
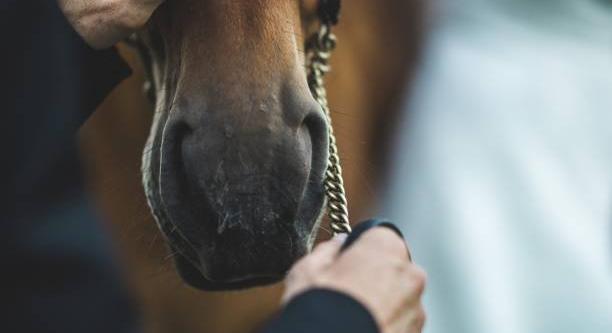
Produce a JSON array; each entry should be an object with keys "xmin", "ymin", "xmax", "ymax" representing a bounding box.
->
[{"xmin": 80, "ymin": 0, "xmax": 423, "ymax": 331}]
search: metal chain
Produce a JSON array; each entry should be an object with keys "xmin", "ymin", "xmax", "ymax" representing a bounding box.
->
[{"xmin": 306, "ymin": 24, "xmax": 352, "ymax": 234}]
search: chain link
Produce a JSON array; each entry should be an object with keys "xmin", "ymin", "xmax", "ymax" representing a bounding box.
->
[{"xmin": 306, "ymin": 24, "xmax": 352, "ymax": 234}]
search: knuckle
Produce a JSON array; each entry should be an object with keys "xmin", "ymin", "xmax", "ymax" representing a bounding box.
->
[
  {"xmin": 416, "ymin": 307, "xmax": 427, "ymax": 331},
  {"xmin": 415, "ymin": 266, "xmax": 428, "ymax": 283},
  {"xmin": 383, "ymin": 257, "xmax": 406, "ymax": 273},
  {"xmin": 408, "ymin": 266, "xmax": 427, "ymax": 294},
  {"xmin": 414, "ymin": 268, "xmax": 427, "ymax": 294},
  {"xmin": 362, "ymin": 227, "xmax": 394, "ymax": 243},
  {"xmin": 387, "ymin": 234, "xmax": 408, "ymax": 254},
  {"xmin": 350, "ymin": 228, "xmax": 410, "ymax": 260},
  {"xmin": 367, "ymin": 228, "xmax": 409, "ymax": 259}
]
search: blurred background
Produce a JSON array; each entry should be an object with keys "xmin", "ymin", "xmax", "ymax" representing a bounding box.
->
[
  {"xmin": 59, "ymin": 0, "xmax": 612, "ymax": 332},
  {"xmin": 383, "ymin": 0, "xmax": 612, "ymax": 332}
]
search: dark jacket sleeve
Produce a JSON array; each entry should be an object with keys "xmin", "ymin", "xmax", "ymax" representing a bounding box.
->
[
  {"xmin": 3, "ymin": 1, "xmax": 138, "ymax": 333},
  {"xmin": 262, "ymin": 289, "xmax": 380, "ymax": 333}
]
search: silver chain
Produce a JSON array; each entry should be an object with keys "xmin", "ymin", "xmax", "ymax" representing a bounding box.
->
[{"xmin": 306, "ymin": 24, "xmax": 352, "ymax": 234}]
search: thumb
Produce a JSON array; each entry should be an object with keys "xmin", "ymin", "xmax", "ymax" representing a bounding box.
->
[
  {"xmin": 310, "ymin": 234, "xmax": 346, "ymax": 261},
  {"xmin": 310, "ymin": 233, "xmax": 346, "ymax": 258},
  {"xmin": 299, "ymin": 233, "xmax": 347, "ymax": 273}
]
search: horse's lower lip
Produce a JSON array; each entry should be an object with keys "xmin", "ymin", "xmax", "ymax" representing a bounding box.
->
[
  {"xmin": 168, "ymin": 226, "xmax": 301, "ymax": 290},
  {"xmin": 173, "ymin": 249, "xmax": 287, "ymax": 290},
  {"xmin": 154, "ymin": 168, "xmax": 323, "ymax": 287},
  {"xmin": 155, "ymin": 185, "xmax": 325, "ymax": 290}
]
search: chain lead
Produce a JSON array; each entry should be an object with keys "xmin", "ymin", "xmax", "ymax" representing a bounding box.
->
[{"xmin": 306, "ymin": 24, "xmax": 351, "ymax": 235}]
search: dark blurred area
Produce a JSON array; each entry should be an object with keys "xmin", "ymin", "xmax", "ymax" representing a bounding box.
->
[{"xmin": 3, "ymin": 1, "xmax": 138, "ymax": 332}]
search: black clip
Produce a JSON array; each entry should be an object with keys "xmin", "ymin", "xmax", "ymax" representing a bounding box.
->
[
  {"xmin": 318, "ymin": 0, "xmax": 341, "ymax": 25},
  {"xmin": 340, "ymin": 218, "xmax": 408, "ymax": 257}
]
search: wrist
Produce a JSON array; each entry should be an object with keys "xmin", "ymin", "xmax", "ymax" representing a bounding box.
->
[{"xmin": 268, "ymin": 289, "xmax": 380, "ymax": 333}]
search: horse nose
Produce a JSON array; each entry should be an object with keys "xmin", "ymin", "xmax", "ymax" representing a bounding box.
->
[{"xmin": 157, "ymin": 93, "xmax": 329, "ymax": 241}]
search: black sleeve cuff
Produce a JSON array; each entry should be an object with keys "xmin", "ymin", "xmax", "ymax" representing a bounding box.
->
[{"xmin": 262, "ymin": 289, "xmax": 379, "ymax": 333}]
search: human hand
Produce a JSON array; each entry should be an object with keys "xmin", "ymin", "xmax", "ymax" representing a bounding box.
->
[
  {"xmin": 283, "ymin": 228, "xmax": 427, "ymax": 333},
  {"xmin": 57, "ymin": 0, "xmax": 164, "ymax": 49}
]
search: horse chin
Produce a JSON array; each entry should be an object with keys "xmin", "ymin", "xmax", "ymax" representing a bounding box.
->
[
  {"xmin": 165, "ymin": 204, "xmax": 325, "ymax": 291},
  {"xmin": 169, "ymin": 223, "xmax": 310, "ymax": 290},
  {"xmin": 174, "ymin": 253, "xmax": 286, "ymax": 290}
]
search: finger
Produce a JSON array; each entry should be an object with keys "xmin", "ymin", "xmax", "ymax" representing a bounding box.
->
[
  {"xmin": 282, "ymin": 236, "xmax": 345, "ymax": 303},
  {"xmin": 309, "ymin": 234, "xmax": 345, "ymax": 262},
  {"xmin": 289, "ymin": 235, "xmax": 345, "ymax": 278},
  {"xmin": 356, "ymin": 227, "xmax": 412, "ymax": 261},
  {"xmin": 409, "ymin": 265, "xmax": 427, "ymax": 297},
  {"xmin": 408, "ymin": 304, "xmax": 426, "ymax": 333}
]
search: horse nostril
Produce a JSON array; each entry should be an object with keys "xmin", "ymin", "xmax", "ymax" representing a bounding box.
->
[
  {"xmin": 161, "ymin": 117, "xmax": 192, "ymax": 189},
  {"xmin": 302, "ymin": 108, "xmax": 330, "ymax": 185}
]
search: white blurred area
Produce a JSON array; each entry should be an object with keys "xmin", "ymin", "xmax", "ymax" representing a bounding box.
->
[{"xmin": 383, "ymin": 0, "xmax": 612, "ymax": 332}]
